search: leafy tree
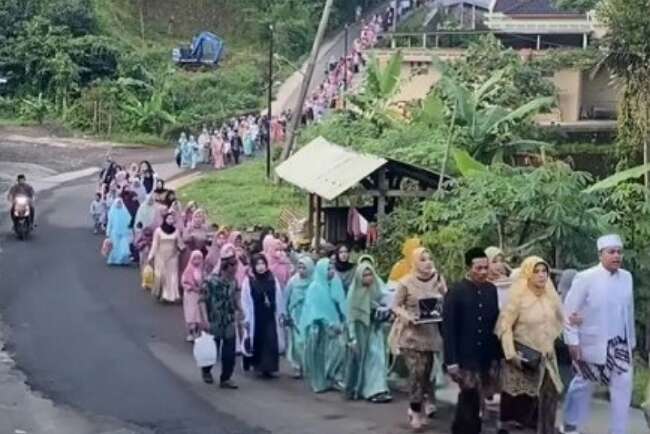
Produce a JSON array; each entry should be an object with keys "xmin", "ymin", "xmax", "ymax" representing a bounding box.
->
[
  {"xmin": 599, "ymin": 0, "xmax": 650, "ymax": 174},
  {"xmin": 449, "ymin": 35, "xmax": 556, "ymax": 109}
]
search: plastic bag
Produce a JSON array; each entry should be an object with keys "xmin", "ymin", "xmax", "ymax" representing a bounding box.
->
[
  {"xmin": 193, "ymin": 331, "xmax": 217, "ymax": 368},
  {"xmin": 101, "ymin": 238, "xmax": 113, "ymax": 257},
  {"xmin": 141, "ymin": 265, "xmax": 154, "ymax": 290}
]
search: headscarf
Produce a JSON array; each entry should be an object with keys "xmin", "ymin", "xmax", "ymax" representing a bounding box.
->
[
  {"xmin": 262, "ymin": 234, "xmax": 277, "ymax": 258},
  {"xmin": 268, "ymin": 238, "xmax": 293, "ymax": 289},
  {"xmin": 228, "ymin": 231, "xmax": 243, "ymax": 247},
  {"xmin": 160, "ymin": 212, "xmax": 176, "ymax": 235},
  {"xmin": 389, "ymin": 237, "xmax": 421, "ymax": 281},
  {"xmin": 334, "ymin": 244, "xmax": 355, "ymax": 273},
  {"xmin": 287, "ymin": 255, "xmax": 315, "ymax": 293},
  {"xmin": 495, "ymin": 256, "xmax": 563, "ymax": 340},
  {"xmin": 357, "ymin": 254, "xmax": 376, "ymax": 267},
  {"xmin": 131, "ymin": 179, "xmax": 147, "ymax": 203},
  {"xmin": 190, "ymin": 208, "xmax": 207, "ymax": 230},
  {"xmin": 181, "ymin": 250, "xmax": 204, "ymax": 292},
  {"xmin": 107, "ymin": 199, "xmax": 132, "ymax": 238},
  {"xmin": 347, "ymin": 262, "xmax": 384, "ymax": 327},
  {"xmin": 135, "ymin": 195, "xmax": 157, "ymax": 229},
  {"xmin": 249, "ymin": 254, "xmax": 276, "ymax": 305},
  {"xmin": 485, "ymin": 246, "xmax": 504, "ymax": 262},
  {"xmin": 300, "ymin": 258, "xmax": 347, "ymax": 334}
]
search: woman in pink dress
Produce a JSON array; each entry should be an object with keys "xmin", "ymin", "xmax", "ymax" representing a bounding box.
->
[
  {"xmin": 211, "ymin": 131, "xmax": 225, "ymax": 170},
  {"xmin": 179, "ymin": 209, "xmax": 210, "ymax": 288},
  {"xmin": 267, "ymin": 238, "xmax": 294, "ymax": 290},
  {"xmin": 181, "ymin": 250, "xmax": 209, "ymax": 341}
]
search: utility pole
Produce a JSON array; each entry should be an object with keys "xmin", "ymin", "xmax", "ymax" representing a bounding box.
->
[
  {"xmin": 267, "ymin": 24, "xmax": 274, "ymax": 179},
  {"xmin": 281, "ymin": 0, "xmax": 335, "ymax": 160},
  {"xmin": 343, "ymin": 24, "xmax": 349, "ymax": 109}
]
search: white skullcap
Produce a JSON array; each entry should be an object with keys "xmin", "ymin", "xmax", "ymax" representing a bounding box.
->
[{"xmin": 597, "ymin": 234, "xmax": 623, "ymax": 251}]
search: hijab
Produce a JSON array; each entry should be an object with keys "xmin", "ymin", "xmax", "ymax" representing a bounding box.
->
[
  {"xmin": 181, "ymin": 250, "xmax": 204, "ymax": 291},
  {"xmin": 135, "ymin": 195, "xmax": 157, "ymax": 228},
  {"xmin": 334, "ymin": 244, "xmax": 355, "ymax": 272},
  {"xmin": 389, "ymin": 237, "xmax": 421, "ymax": 281},
  {"xmin": 107, "ymin": 198, "xmax": 132, "ymax": 238},
  {"xmin": 400, "ymin": 247, "xmax": 447, "ymax": 295},
  {"xmin": 267, "ymin": 238, "xmax": 293, "ymax": 289},
  {"xmin": 347, "ymin": 262, "xmax": 384, "ymax": 327},
  {"xmin": 161, "ymin": 212, "xmax": 176, "ymax": 235},
  {"xmin": 288, "ymin": 255, "xmax": 315, "ymax": 291},
  {"xmin": 300, "ymin": 258, "xmax": 347, "ymax": 334},
  {"xmin": 250, "ymin": 254, "xmax": 276, "ymax": 299}
]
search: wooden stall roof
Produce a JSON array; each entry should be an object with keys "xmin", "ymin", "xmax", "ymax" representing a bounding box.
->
[
  {"xmin": 275, "ymin": 136, "xmax": 446, "ymax": 200},
  {"xmin": 275, "ymin": 137, "xmax": 387, "ymax": 201}
]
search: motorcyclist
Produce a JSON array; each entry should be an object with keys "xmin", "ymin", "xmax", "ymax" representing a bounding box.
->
[{"xmin": 7, "ymin": 174, "xmax": 35, "ymax": 227}]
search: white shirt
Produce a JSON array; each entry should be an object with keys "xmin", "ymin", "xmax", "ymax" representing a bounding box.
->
[
  {"xmin": 604, "ymin": 269, "xmax": 629, "ymax": 340},
  {"xmin": 564, "ymin": 263, "xmax": 635, "ymax": 364}
]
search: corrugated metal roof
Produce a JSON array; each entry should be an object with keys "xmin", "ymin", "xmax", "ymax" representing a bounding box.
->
[{"xmin": 275, "ymin": 137, "xmax": 387, "ymax": 201}]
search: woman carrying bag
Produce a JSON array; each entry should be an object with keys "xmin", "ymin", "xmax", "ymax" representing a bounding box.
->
[{"xmin": 494, "ymin": 256, "xmax": 564, "ymax": 434}]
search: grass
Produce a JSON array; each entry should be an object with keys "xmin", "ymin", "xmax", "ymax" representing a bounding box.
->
[
  {"xmin": 178, "ymin": 160, "xmax": 307, "ymax": 229},
  {"xmin": 106, "ymin": 132, "xmax": 171, "ymax": 148}
]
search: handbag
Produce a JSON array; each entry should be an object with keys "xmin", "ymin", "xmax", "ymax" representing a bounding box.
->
[
  {"xmin": 514, "ymin": 341, "xmax": 542, "ymax": 371},
  {"xmin": 141, "ymin": 265, "xmax": 154, "ymax": 289}
]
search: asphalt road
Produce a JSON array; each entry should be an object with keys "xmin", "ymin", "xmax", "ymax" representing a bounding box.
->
[{"xmin": 0, "ymin": 170, "xmax": 462, "ymax": 434}]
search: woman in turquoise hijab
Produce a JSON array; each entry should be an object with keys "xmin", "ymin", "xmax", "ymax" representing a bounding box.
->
[
  {"xmin": 106, "ymin": 198, "xmax": 133, "ymax": 265},
  {"xmin": 344, "ymin": 261, "xmax": 392, "ymax": 402},
  {"xmin": 285, "ymin": 255, "xmax": 315, "ymax": 378},
  {"xmin": 301, "ymin": 258, "xmax": 347, "ymax": 393}
]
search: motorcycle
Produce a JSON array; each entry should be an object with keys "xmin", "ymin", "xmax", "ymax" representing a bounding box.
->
[{"xmin": 12, "ymin": 195, "xmax": 32, "ymax": 240}]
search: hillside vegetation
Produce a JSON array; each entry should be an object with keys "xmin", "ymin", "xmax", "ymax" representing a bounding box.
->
[{"xmin": 0, "ymin": 0, "xmax": 381, "ymax": 142}]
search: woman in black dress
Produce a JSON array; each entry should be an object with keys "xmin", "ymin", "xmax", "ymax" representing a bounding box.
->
[{"xmin": 242, "ymin": 254, "xmax": 285, "ymax": 378}]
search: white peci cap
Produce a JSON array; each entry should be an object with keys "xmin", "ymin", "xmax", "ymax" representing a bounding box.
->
[{"xmin": 597, "ymin": 234, "xmax": 623, "ymax": 251}]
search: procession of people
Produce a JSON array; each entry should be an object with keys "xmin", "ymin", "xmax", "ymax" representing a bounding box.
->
[
  {"xmin": 91, "ymin": 156, "xmax": 638, "ymax": 433},
  {"xmin": 170, "ymin": 13, "xmax": 389, "ymax": 171}
]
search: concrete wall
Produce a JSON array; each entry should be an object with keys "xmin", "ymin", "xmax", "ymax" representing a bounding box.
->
[{"xmin": 551, "ymin": 69, "xmax": 583, "ymax": 122}]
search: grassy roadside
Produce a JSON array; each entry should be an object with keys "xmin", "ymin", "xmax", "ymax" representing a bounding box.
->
[{"xmin": 178, "ymin": 160, "xmax": 306, "ymax": 228}]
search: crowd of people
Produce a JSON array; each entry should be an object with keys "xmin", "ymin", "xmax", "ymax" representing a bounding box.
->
[
  {"xmin": 171, "ymin": 12, "xmax": 392, "ymax": 171},
  {"xmin": 91, "ymin": 158, "xmax": 637, "ymax": 434}
]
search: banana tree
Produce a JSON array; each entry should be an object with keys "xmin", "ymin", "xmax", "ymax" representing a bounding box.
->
[
  {"xmin": 348, "ymin": 51, "xmax": 403, "ymax": 128},
  {"xmin": 431, "ymin": 57, "xmax": 553, "ymax": 162}
]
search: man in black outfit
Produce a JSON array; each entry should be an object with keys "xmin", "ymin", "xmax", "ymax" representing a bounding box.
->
[{"xmin": 443, "ymin": 247, "xmax": 502, "ymax": 434}]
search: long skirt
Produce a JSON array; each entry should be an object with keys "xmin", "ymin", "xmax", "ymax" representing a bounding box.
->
[
  {"xmin": 153, "ymin": 251, "xmax": 180, "ymax": 302},
  {"xmin": 286, "ymin": 300, "xmax": 306, "ymax": 371},
  {"xmin": 107, "ymin": 234, "xmax": 132, "ymax": 265},
  {"xmin": 501, "ymin": 371, "xmax": 559, "ymax": 434},
  {"xmin": 252, "ymin": 308, "xmax": 280, "ymax": 374},
  {"xmin": 183, "ymin": 290, "xmax": 208, "ymax": 332},
  {"xmin": 344, "ymin": 321, "xmax": 390, "ymax": 400},
  {"xmin": 303, "ymin": 321, "xmax": 346, "ymax": 393}
]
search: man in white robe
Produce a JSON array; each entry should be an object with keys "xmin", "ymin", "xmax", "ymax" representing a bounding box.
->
[{"xmin": 562, "ymin": 234, "xmax": 636, "ymax": 434}]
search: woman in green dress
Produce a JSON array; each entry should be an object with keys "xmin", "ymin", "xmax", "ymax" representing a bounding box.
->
[
  {"xmin": 284, "ymin": 255, "xmax": 315, "ymax": 378},
  {"xmin": 301, "ymin": 258, "xmax": 347, "ymax": 393},
  {"xmin": 344, "ymin": 261, "xmax": 392, "ymax": 403}
]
